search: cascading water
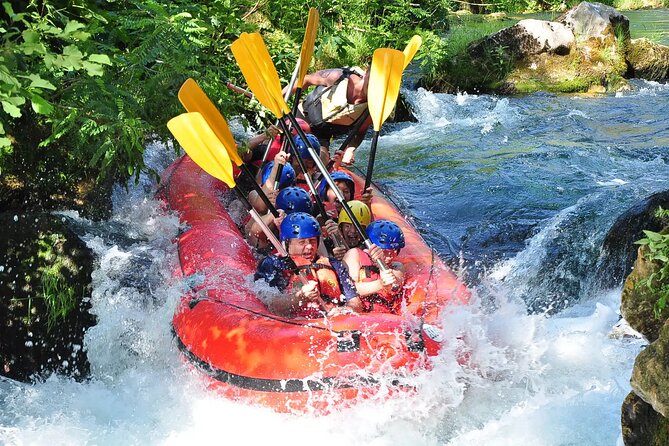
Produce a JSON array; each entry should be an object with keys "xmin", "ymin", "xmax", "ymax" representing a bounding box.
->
[{"xmin": 1, "ymin": 80, "xmax": 668, "ymax": 445}]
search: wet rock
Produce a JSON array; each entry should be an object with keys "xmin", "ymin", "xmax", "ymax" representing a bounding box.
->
[
  {"xmin": 469, "ymin": 19, "xmax": 574, "ymax": 60},
  {"xmin": 0, "ymin": 212, "xmax": 96, "ymax": 382},
  {"xmin": 620, "ymin": 245, "xmax": 669, "ymax": 342},
  {"xmin": 439, "ymin": 2, "xmax": 638, "ymax": 93},
  {"xmin": 388, "ymin": 93, "xmax": 418, "ymax": 124},
  {"xmin": 621, "ymin": 391, "xmax": 669, "ymax": 446},
  {"xmin": 558, "ymin": 2, "xmax": 630, "ymax": 43},
  {"xmin": 626, "ymin": 38, "xmax": 669, "ymax": 82},
  {"xmin": 631, "ymin": 320, "xmax": 669, "ymax": 418},
  {"xmin": 600, "ymin": 190, "xmax": 669, "ymax": 290}
]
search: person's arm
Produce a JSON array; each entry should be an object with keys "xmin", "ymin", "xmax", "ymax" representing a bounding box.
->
[
  {"xmin": 282, "ymin": 69, "xmax": 343, "ymax": 95},
  {"xmin": 330, "ymin": 258, "xmax": 363, "ymax": 312},
  {"xmin": 342, "ymin": 115, "xmax": 373, "ymax": 163},
  {"xmin": 245, "ymin": 211, "xmax": 280, "ymax": 249},
  {"xmin": 248, "ymin": 125, "xmax": 279, "ymax": 150},
  {"xmin": 247, "ymin": 187, "xmax": 278, "ymax": 214},
  {"xmin": 266, "ymin": 281, "xmax": 319, "ymax": 317},
  {"xmin": 343, "ymin": 248, "xmax": 383, "ymax": 297},
  {"xmin": 256, "ymin": 256, "xmax": 321, "ymax": 317}
]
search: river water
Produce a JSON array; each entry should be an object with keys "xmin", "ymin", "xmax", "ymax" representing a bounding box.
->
[{"xmin": 2, "ymin": 17, "xmax": 669, "ymax": 446}]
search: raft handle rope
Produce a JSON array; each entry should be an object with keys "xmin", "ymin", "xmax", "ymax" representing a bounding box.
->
[{"xmin": 186, "ymin": 295, "xmax": 352, "ymax": 335}]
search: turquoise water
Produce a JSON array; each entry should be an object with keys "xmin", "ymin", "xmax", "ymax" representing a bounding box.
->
[
  {"xmin": 514, "ymin": 7, "xmax": 669, "ymax": 44},
  {"xmin": 1, "ymin": 82, "xmax": 663, "ymax": 445},
  {"xmin": 1, "ymin": 12, "xmax": 668, "ymax": 444},
  {"xmin": 372, "ymin": 83, "xmax": 669, "ymax": 312},
  {"xmin": 626, "ymin": 8, "xmax": 669, "ymax": 44}
]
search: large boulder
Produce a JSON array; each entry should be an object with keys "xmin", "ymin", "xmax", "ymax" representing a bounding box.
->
[
  {"xmin": 631, "ymin": 320, "xmax": 669, "ymax": 418},
  {"xmin": 439, "ymin": 2, "xmax": 641, "ymax": 93},
  {"xmin": 468, "ymin": 19, "xmax": 574, "ymax": 60},
  {"xmin": 600, "ymin": 190, "xmax": 669, "ymax": 290},
  {"xmin": 621, "ymin": 391, "xmax": 669, "ymax": 446},
  {"xmin": 626, "ymin": 38, "xmax": 669, "ymax": 82},
  {"xmin": 558, "ymin": 2, "xmax": 630, "ymax": 44},
  {"xmin": 620, "ymin": 245, "xmax": 669, "ymax": 342},
  {"xmin": 0, "ymin": 212, "xmax": 96, "ymax": 381},
  {"xmin": 433, "ymin": 2, "xmax": 669, "ymax": 93}
]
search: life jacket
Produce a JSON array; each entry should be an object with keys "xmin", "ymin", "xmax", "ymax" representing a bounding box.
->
[
  {"xmin": 294, "ymin": 177, "xmax": 312, "ymax": 194},
  {"xmin": 355, "ymin": 248, "xmax": 401, "ymax": 313},
  {"xmin": 299, "ymin": 67, "xmax": 368, "ymax": 138},
  {"xmin": 288, "ymin": 256, "xmax": 345, "ymax": 318}
]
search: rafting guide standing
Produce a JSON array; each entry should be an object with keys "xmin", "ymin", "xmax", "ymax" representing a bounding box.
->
[{"xmin": 283, "ymin": 67, "xmax": 372, "ymax": 164}]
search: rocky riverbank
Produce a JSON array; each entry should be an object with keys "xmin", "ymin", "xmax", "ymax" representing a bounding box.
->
[{"xmin": 437, "ymin": 2, "xmax": 669, "ymax": 93}]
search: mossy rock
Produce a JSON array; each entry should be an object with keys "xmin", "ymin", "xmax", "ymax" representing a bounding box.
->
[
  {"xmin": 631, "ymin": 320, "xmax": 669, "ymax": 419},
  {"xmin": 621, "ymin": 245, "xmax": 669, "ymax": 342},
  {"xmin": 621, "ymin": 391, "xmax": 669, "ymax": 446},
  {"xmin": 626, "ymin": 38, "xmax": 669, "ymax": 81},
  {"xmin": 503, "ymin": 49, "xmax": 629, "ymax": 94},
  {"xmin": 0, "ymin": 212, "xmax": 96, "ymax": 382}
]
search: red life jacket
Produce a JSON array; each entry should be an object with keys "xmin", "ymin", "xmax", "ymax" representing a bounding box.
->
[
  {"xmin": 355, "ymin": 248, "xmax": 401, "ymax": 313},
  {"xmin": 288, "ymin": 256, "xmax": 344, "ymax": 319},
  {"xmin": 294, "ymin": 178, "xmax": 312, "ymax": 194}
]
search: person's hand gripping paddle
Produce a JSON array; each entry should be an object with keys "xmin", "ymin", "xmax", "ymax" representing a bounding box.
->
[
  {"xmin": 166, "ymin": 112, "xmax": 327, "ymax": 310},
  {"xmin": 333, "ymin": 35, "xmax": 421, "ymax": 168},
  {"xmin": 231, "ymin": 32, "xmax": 399, "ymax": 287}
]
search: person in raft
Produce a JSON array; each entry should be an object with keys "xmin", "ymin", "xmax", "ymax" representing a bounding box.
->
[
  {"xmin": 246, "ymin": 150, "xmax": 296, "ymax": 215},
  {"xmin": 245, "ymin": 186, "xmax": 313, "ymax": 252},
  {"xmin": 284, "ymin": 67, "xmax": 372, "ymax": 164},
  {"xmin": 342, "ymin": 219, "xmax": 406, "ymax": 312},
  {"xmin": 337, "ymin": 200, "xmax": 372, "ymax": 249},
  {"xmin": 255, "ymin": 212, "xmax": 363, "ymax": 318},
  {"xmin": 289, "ymin": 133, "xmax": 330, "ymax": 192},
  {"xmin": 244, "ymin": 118, "xmax": 311, "ymax": 170},
  {"xmin": 318, "ymin": 171, "xmax": 373, "ymax": 220}
]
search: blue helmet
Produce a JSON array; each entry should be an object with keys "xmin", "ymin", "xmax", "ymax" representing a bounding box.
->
[
  {"xmin": 280, "ymin": 212, "xmax": 321, "ymax": 241},
  {"xmin": 318, "ymin": 171, "xmax": 355, "ymax": 200},
  {"xmin": 276, "ymin": 187, "xmax": 313, "ymax": 215},
  {"xmin": 293, "ymin": 133, "xmax": 320, "ymax": 160},
  {"xmin": 367, "ymin": 219, "xmax": 405, "ymax": 250},
  {"xmin": 261, "ymin": 161, "xmax": 296, "ymax": 189}
]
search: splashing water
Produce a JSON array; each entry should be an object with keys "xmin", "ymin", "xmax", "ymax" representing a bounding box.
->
[{"xmin": 3, "ymin": 81, "xmax": 669, "ymax": 444}]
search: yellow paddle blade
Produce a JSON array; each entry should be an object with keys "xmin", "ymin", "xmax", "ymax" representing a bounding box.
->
[
  {"xmin": 403, "ymin": 35, "xmax": 422, "ymax": 70},
  {"xmin": 367, "ymin": 48, "xmax": 405, "ymax": 132},
  {"xmin": 167, "ymin": 112, "xmax": 236, "ymax": 188},
  {"xmin": 232, "ymin": 33, "xmax": 290, "ymax": 118},
  {"xmin": 296, "ymin": 8, "xmax": 319, "ymax": 89},
  {"xmin": 231, "ymin": 34, "xmax": 281, "ymax": 117},
  {"xmin": 177, "ymin": 79, "xmax": 242, "ymax": 167}
]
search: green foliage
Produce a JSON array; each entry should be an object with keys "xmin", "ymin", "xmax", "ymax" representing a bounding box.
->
[
  {"xmin": 422, "ymin": 15, "xmax": 517, "ymax": 91},
  {"xmin": 635, "ymin": 207, "xmax": 669, "ymax": 319},
  {"xmin": 0, "ymin": 1, "xmax": 111, "ymax": 152},
  {"xmin": 40, "ymin": 267, "xmax": 78, "ymax": 332},
  {"xmin": 0, "ymin": 0, "xmax": 596, "ymax": 211}
]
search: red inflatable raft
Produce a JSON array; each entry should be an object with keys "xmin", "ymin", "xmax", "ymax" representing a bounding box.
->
[{"xmin": 161, "ymin": 155, "xmax": 470, "ymax": 413}]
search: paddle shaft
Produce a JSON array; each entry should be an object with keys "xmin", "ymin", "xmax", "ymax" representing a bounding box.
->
[
  {"xmin": 240, "ymin": 164, "xmax": 279, "ymax": 217},
  {"xmin": 276, "ymin": 119, "xmax": 328, "ymax": 220},
  {"xmin": 261, "ymin": 62, "xmax": 301, "ymax": 166},
  {"xmin": 326, "ymin": 109, "xmax": 370, "ymax": 171},
  {"xmin": 273, "ymin": 83, "xmax": 303, "ymax": 189},
  {"xmin": 286, "ymin": 113, "xmax": 395, "ymax": 278},
  {"xmin": 276, "ymin": 119, "xmax": 349, "ymax": 254},
  {"xmin": 223, "ymin": 79, "xmax": 253, "ymax": 99},
  {"xmin": 231, "ymin": 186, "xmax": 312, "ymax": 287},
  {"xmin": 364, "ymin": 131, "xmax": 380, "ymax": 191}
]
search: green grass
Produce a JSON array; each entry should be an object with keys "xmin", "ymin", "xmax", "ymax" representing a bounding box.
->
[
  {"xmin": 41, "ymin": 267, "xmax": 78, "ymax": 332},
  {"xmin": 421, "ymin": 15, "xmax": 518, "ymax": 91}
]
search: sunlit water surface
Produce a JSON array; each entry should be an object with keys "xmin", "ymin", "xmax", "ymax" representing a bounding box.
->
[{"xmin": 2, "ymin": 79, "xmax": 669, "ymax": 446}]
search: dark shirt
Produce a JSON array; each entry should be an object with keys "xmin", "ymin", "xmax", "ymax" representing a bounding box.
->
[{"xmin": 254, "ymin": 255, "xmax": 358, "ymax": 302}]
